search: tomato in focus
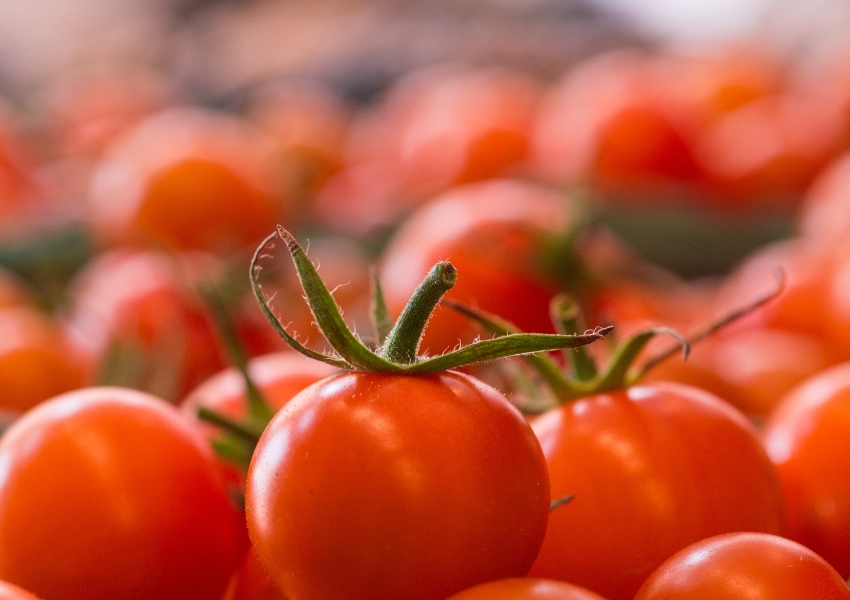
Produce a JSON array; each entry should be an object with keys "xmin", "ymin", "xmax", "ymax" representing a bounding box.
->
[
  {"xmin": 245, "ymin": 370, "xmax": 550, "ymax": 600},
  {"xmin": 633, "ymin": 532, "xmax": 850, "ymax": 599},
  {"xmin": 445, "ymin": 578, "xmax": 609, "ymax": 600},
  {"xmin": 528, "ymin": 382, "xmax": 785, "ymax": 600},
  {"xmin": 0, "ymin": 387, "xmax": 240, "ymax": 600}
]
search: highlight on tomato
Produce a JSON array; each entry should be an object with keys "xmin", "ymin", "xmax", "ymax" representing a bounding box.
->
[
  {"xmin": 0, "ymin": 386, "xmax": 241, "ymax": 600},
  {"xmin": 632, "ymin": 532, "xmax": 850, "ymax": 599},
  {"xmin": 0, "ymin": 580, "xmax": 41, "ymax": 600},
  {"xmin": 231, "ymin": 227, "xmax": 610, "ymax": 600}
]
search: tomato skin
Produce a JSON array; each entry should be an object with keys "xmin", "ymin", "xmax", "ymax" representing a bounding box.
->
[
  {"xmin": 226, "ymin": 547, "xmax": 286, "ymax": 600},
  {"xmin": 87, "ymin": 107, "xmax": 278, "ymax": 253},
  {"xmin": 445, "ymin": 578, "xmax": 609, "ymax": 600},
  {"xmin": 0, "ymin": 306, "xmax": 85, "ymax": 412},
  {"xmin": 762, "ymin": 362, "xmax": 850, "ymax": 578},
  {"xmin": 633, "ymin": 532, "xmax": 850, "ymax": 599},
  {"xmin": 0, "ymin": 387, "xmax": 239, "ymax": 600},
  {"xmin": 528, "ymin": 382, "xmax": 785, "ymax": 600},
  {"xmin": 0, "ymin": 581, "xmax": 41, "ymax": 600},
  {"xmin": 246, "ymin": 371, "xmax": 550, "ymax": 600}
]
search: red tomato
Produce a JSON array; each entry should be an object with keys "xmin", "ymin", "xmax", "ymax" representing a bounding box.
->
[
  {"xmin": 64, "ymin": 248, "xmax": 227, "ymax": 401},
  {"xmin": 87, "ymin": 107, "xmax": 279, "ymax": 253},
  {"xmin": 380, "ymin": 179, "xmax": 574, "ymax": 355},
  {"xmin": 645, "ymin": 327, "xmax": 839, "ymax": 416},
  {"xmin": 763, "ymin": 362, "xmax": 850, "ymax": 578},
  {"xmin": 0, "ymin": 306, "xmax": 85, "ymax": 412},
  {"xmin": 695, "ymin": 92, "xmax": 842, "ymax": 207},
  {"xmin": 182, "ymin": 351, "xmax": 338, "ymax": 433},
  {"xmin": 446, "ymin": 578, "xmax": 609, "ymax": 600},
  {"xmin": 532, "ymin": 51, "xmax": 703, "ymax": 196},
  {"xmin": 0, "ymin": 387, "xmax": 240, "ymax": 600},
  {"xmin": 798, "ymin": 153, "xmax": 850, "ymax": 249},
  {"xmin": 528, "ymin": 382, "xmax": 785, "ymax": 600},
  {"xmin": 181, "ymin": 350, "xmax": 337, "ymax": 482},
  {"xmin": 225, "ymin": 546, "xmax": 286, "ymax": 600},
  {"xmin": 245, "ymin": 371, "xmax": 550, "ymax": 600},
  {"xmin": 249, "ymin": 82, "xmax": 350, "ymax": 202},
  {"xmin": 0, "ymin": 581, "xmax": 40, "ymax": 600},
  {"xmin": 633, "ymin": 532, "xmax": 850, "ymax": 599}
]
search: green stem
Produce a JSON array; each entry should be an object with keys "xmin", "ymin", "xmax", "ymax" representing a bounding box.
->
[
  {"xmin": 197, "ymin": 407, "xmax": 265, "ymax": 443},
  {"xmin": 381, "ymin": 262, "xmax": 457, "ymax": 364},
  {"xmin": 443, "ymin": 299, "xmax": 578, "ymax": 400},
  {"xmin": 202, "ymin": 286, "xmax": 275, "ymax": 423}
]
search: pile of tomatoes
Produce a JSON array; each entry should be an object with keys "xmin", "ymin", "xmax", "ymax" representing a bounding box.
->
[{"xmin": 1, "ymin": 42, "xmax": 850, "ymax": 599}]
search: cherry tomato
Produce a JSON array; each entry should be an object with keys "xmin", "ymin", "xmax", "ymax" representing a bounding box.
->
[
  {"xmin": 64, "ymin": 248, "xmax": 230, "ymax": 401},
  {"xmin": 695, "ymin": 92, "xmax": 842, "ymax": 207},
  {"xmin": 0, "ymin": 306, "xmax": 85, "ymax": 412},
  {"xmin": 0, "ymin": 580, "xmax": 40, "ymax": 600},
  {"xmin": 446, "ymin": 578, "xmax": 609, "ymax": 600},
  {"xmin": 528, "ymin": 382, "xmax": 785, "ymax": 600},
  {"xmin": 0, "ymin": 387, "xmax": 240, "ymax": 600},
  {"xmin": 532, "ymin": 51, "xmax": 703, "ymax": 196},
  {"xmin": 798, "ymin": 152, "xmax": 850, "ymax": 250},
  {"xmin": 763, "ymin": 362, "xmax": 850, "ymax": 578},
  {"xmin": 181, "ymin": 350, "xmax": 337, "ymax": 481},
  {"xmin": 225, "ymin": 546, "xmax": 285, "ymax": 600},
  {"xmin": 380, "ymin": 179, "xmax": 574, "ymax": 355},
  {"xmin": 633, "ymin": 532, "xmax": 850, "ymax": 599},
  {"xmin": 646, "ymin": 327, "xmax": 839, "ymax": 416},
  {"xmin": 87, "ymin": 107, "xmax": 279, "ymax": 253},
  {"xmin": 245, "ymin": 371, "xmax": 550, "ymax": 600},
  {"xmin": 249, "ymin": 82, "xmax": 350, "ymax": 204}
]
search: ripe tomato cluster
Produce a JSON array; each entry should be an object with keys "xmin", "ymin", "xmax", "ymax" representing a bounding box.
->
[{"xmin": 2, "ymin": 39, "xmax": 850, "ymax": 600}]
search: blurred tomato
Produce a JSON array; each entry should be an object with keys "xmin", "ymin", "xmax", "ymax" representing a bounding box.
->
[
  {"xmin": 63, "ymin": 249, "xmax": 226, "ymax": 401},
  {"xmin": 798, "ymin": 152, "xmax": 850, "ymax": 250},
  {"xmin": 532, "ymin": 51, "xmax": 703, "ymax": 197},
  {"xmin": 763, "ymin": 362, "xmax": 850, "ymax": 578},
  {"xmin": 317, "ymin": 65, "xmax": 543, "ymax": 233},
  {"xmin": 695, "ymin": 92, "xmax": 843, "ymax": 207},
  {"xmin": 380, "ymin": 179, "xmax": 576, "ymax": 355},
  {"xmin": 249, "ymin": 82, "xmax": 351, "ymax": 206},
  {"xmin": 225, "ymin": 546, "xmax": 285, "ymax": 600},
  {"xmin": 646, "ymin": 327, "xmax": 839, "ymax": 417},
  {"xmin": 0, "ymin": 306, "xmax": 85, "ymax": 412},
  {"xmin": 87, "ymin": 107, "xmax": 279, "ymax": 253}
]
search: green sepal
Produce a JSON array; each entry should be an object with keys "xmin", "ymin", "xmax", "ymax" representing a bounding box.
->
[
  {"xmin": 369, "ymin": 267, "xmax": 393, "ymax": 347},
  {"xmin": 550, "ymin": 294, "xmax": 597, "ymax": 380},
  {"xmin": 250, "ymin": 232, "xmax": 351, "ymax": 370}
]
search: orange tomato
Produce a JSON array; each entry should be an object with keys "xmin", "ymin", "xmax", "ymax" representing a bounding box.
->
[{"xmin": 87, "ymin": 107, "xmax": 279, "ymax": 253}]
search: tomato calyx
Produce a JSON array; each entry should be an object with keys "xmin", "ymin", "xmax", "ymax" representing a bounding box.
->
[
  {"xmin": 447, "ymin": 269, "xmax": 785, "ymax": 411},
  {"xmin": 250, "ymin": 226, "xmax": 612, "ymax": 375}
]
